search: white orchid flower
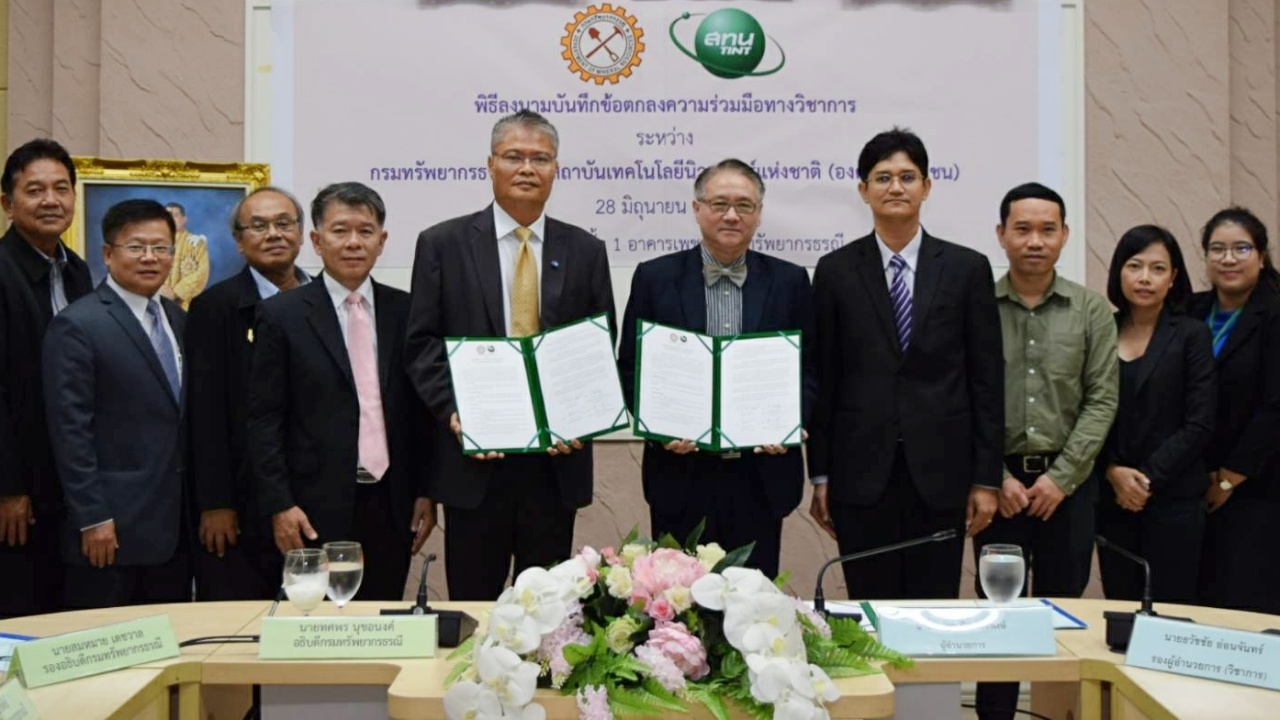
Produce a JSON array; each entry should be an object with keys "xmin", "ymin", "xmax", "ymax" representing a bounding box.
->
[
  {"xmin": 775, "ymin": 694, "xmax": 828, "ymax": 720},
  {"xmin": 443, "ymin": 681, "xmax": 504, "ymax": 720},
  {"xmin": 690, "ymin": 566, "xmax": 777, "ymax": 611},
  {"xmin": 745, "ymin": 655, "xmax": 833, "ymax": 720},
  {"xmin": 724, "ymin": 593, "xmax": 799, "ymax": 648},
  {"xmin": 476, "ymin": 643, "xmax": 541, "ymax": 710},
  {"xmin": 504, "ymin": 567, "xmax": 569, "ymax": 633},
  {"xmin": 488, "ymin": 603, "xmax": 543, "ymax": 654},
  {"xmin": 739, "ymin": 622, "xmax": 807, "ymax": 660},
  {"xmin": 807, "ymin": 664, "xmax": 840, "ymax": 703},
  {"xmin": 513, "ymin": 702, "xmax": 547, "ymax": 720},
  {"xmin": 549, "ymin": 557, "xmax": 594, "ymax": 600},
  {"xmin": 744, "ymin": 654, "xmax": 803, "ymax": 703}
]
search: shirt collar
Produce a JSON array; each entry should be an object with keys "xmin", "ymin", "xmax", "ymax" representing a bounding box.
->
[
  {"xmin": 322, "ymin": 271, "xmax": 375, "ymax": 311},
  {"xmin": 249, "ymin": 265, "xmax": 310, "ymax": 300},
  {"xmin": 996, "ymin": 272, "xmax": 1067, "ymax": 303},
  {"xmin": 493, "ymin": 203, "xmax": 547, "ymax": 243},
  {"xmin": 699, "ymin": 242, "xmax": 747, "ymax": 269},
  {"xmin": 874, "ymin": 227, "xmax": 923, "ymax": 272},
  {"xmin": 105, "ymin": 275, "xmax": 159, "ymax": 316}
]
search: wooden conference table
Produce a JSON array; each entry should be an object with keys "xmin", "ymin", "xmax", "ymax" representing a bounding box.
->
[{"xmin": 0, "ymin": 599, "xmax": 1276, "ymax": 720}]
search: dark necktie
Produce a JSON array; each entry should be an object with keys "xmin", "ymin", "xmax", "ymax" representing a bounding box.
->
[
  {"xmin": 146, "ymin": 299, "xmax": 181, "ymax": 399},
  {"xmin": 889, "ymin": 255, "xmax": 912, "ymax": 351}
]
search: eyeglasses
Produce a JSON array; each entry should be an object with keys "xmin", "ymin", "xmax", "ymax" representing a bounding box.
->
[
  {"xmin": 494, "ymin": 153, "xmax": 556, "ymax": 170},
  {"xmin": 869, "ymin": 171, "xmax": 921, "ymax": 188},
  {"xmin": 1206, "ymin": 243, "xmax": 1256, "ymax": 261},
  {"xmin": 109, "ymin": 244, "xmax": 174, "ymax": 258},
  {"xmin": 702, "ymin": 199, "xmax": 760, "ymax": 216},
  {"xmin": 238, "ymin": 218, "xmax": 300, "ymax": 235}
]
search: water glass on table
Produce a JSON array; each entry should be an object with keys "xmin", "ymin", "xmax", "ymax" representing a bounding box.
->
[
  {"xmin": 979, "ymin": 543, "xmax": 1025, "ymax": 604},
  {"xmin": 282, "ymin": 548, "xmax": 329, "ymax": 616},
  {"xmin": 323, "ymin": 541, "xmax": 364, "ymax": 612}
]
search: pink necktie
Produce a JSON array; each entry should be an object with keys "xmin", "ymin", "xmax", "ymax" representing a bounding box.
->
[{"xmin": 346, "ymin": 292, "xmax": 390, "ymax": 480}]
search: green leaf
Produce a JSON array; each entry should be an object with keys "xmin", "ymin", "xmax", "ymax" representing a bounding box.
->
[
  {"xmin": 685, "ymin": 684, "xmax": 731, "ymax": 720},
  {"xmin": 712, "ymin": 541, "xmax": 756, "ymax": 572},
  {"xmin": 657, "ymin": 533, "xmax": 682, "ymax": 550},
  {"xmin": 445, "ymin": 635, "xmax": 475, "ymax": 661},
  {"xmin": 606, "ymin": 685, "xmax": 686, "ymax": 717},
  {"xmin": 563, "ymin": 641, "xmax": 594, "ymax": 667},
  {"xmin": 773, "ymin": 570, "xmax": 792, "ymax": 589},
  {"xmin": 443, "ymin": 660, "xmax": 470, "ymax": 687},
  {"xmin": 621, "ymin": 525, "xmax": 640, "ymax": 547},
  {"xmin": 718, "ymin": 649, "xmax": 747, "ymax": 680},
  {"xmin": 684, "ymin": 518, "xmax": 707, "ymax": 552}
]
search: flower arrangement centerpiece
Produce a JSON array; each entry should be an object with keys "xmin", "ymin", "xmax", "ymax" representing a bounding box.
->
[{"xmin": 442, "ymin": 526, "xmax": 912, "ymax": 720}]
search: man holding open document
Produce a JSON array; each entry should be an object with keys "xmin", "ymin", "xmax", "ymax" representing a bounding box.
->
[{"xmin": 618, "ymin": 159, "xmax": 815, "ymax": 578}]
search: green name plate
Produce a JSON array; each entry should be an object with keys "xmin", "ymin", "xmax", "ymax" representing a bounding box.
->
[
  {"xmin": 259, "ymin": 616, "xmax": 437, "ymax": 660},
  {"xmin": 9, "ymin": 615, "xmax": 178, "ymax": 689},
  {"xmin": 0, "ymin": 678, "xmax": 40, "ymax": 720}
]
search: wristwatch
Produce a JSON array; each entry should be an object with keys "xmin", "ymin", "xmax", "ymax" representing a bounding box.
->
[{"xmin": 1218, "ymin": 477, "xmax": 1235, "ymax": 492}]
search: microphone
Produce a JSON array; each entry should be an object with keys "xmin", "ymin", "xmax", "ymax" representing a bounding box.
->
[
  {"xmin": 380, "ymin": 552, "xmax": 478, "ymax": 647},
  {"xmin": 1095, "ymin": 535, "xmax": 1192, "ymax": 651},
  {"xmin": 813, "ymin": 528, "xmax": 959, "ymax": 619},
  {"xmin": 1095, "ymin": 535, "xmax": 1153, "ymax": 615}
]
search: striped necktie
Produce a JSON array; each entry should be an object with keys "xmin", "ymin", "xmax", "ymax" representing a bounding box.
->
[{"xmin": 889, "ymin": 254, "xmax": 912, "ymax": 351}]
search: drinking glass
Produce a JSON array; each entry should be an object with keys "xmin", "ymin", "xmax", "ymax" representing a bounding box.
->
[
  {"xmin": 323, "ymin": 541, "xmax": 364, "ymax": 611},
  {"xmin": 978, "ymin": 544, "xmax": 1026, "ymax": 604},
  {"xmin": 282, "ymin": 548, "xmax": 329, "ymax": 616}
]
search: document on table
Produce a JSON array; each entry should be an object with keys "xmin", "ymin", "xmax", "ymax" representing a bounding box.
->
[
  {"xmin": 632, "ymin": 321, "xmax": 802, "ymax": 450},
  {"xmin": 533, "ymin": 316, "xmax": 629, "ymax": 443},
  {"xmin": 447, "ymin": 338, "xmax": 542, "ymax": 453}
]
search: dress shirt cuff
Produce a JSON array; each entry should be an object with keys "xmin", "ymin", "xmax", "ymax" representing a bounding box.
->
[
  {"xmin": 1001, "ymin": 465, "xmax": 1015, "ymax": 481},
  {"xmin": 809, "ymin": 474, "xmax": 829, "ymax": 486},
  {"xmin": 972, "ymin": 484, "xmax": 1000, "ymax": 490},
  {"xmin": 80, "ymin": 518, "xmax": 113, "ymax": 532}
]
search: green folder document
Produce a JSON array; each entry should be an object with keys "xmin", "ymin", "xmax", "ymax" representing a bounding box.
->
[
  {"xmin": 631, "ymin": 320, "xmax": 803, "ymax": 451},
  {"xmin": 446, "ymin": 313, "xmax": 628, "ymax": 454}
]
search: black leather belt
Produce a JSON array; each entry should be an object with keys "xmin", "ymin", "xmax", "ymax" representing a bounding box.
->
[
  {"xmin": 355, "ymin": 467, "xmax": 379, "ymax": 484},
  {"xmin": 1005, "ymin": 453, "xmax": 1059, "ymax": 475}
]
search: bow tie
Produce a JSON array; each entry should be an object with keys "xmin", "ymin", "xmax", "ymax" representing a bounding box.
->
[{"xmin": 703, "ymin": 263, "xmax": 747, "ymax": 288}]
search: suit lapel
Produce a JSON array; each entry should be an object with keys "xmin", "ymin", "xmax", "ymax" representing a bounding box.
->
[
  {"xmin": 541, "ymin": 220, "xmax": 566, "ymax": 331},
  {"xmin": 852, "ymin": 236, "xmax": 900, "ymax": 356},
  {"xmin": 910, "ymin": 234, "xmax": 943, "ymax": 349},
  {"xmin": 464, "ymin": 206, "xmax": 506, "ymax": 335},
  {"xmin": 1134, "ymin": 311, "xmax": 1175, "ymax": 393},
  {"xmin": 742, "ymin": 252, "xmax": 771, "ymax": 333},
  {"xmin": 372, "ymin": 281, "xmax": 397, "ymax": 395},
  {"xmin": 305, "ymin": 279, "xmax": 355, "ymax": 390},
  {"xmin": 679, "ymin": 249, "xmax": 707, "ymax": 332},
  {"xmin": 99, "ymin": 283, "xmax": 177, "ymax": 405},
  {"xmin": 1216, "ymin": 289, "xmax": 1270, "ymax": 363}
]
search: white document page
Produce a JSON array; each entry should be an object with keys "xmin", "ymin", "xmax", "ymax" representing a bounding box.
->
[
  {"xmin": 534, "ymin": 320, "xmax": 628, "ymax": 442},
  {"xmin": 717, "ymin": 335, "xmax": 802, "ymax": 449},
  {"xmin": 635, "ymin": 323, "xmax": 713, "ymax": 442},
  {"xmin": 448, "ymin": 339, "xmax": 541, "ymax": 452}
]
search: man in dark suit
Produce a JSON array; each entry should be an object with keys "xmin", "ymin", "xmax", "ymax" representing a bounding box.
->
[
  {"xmin": 808, "ymin": 127, "xmax": 1003, "ymax": 600},
  {"xmin": 43, "ymin": 199, "xmax": 189, "ymax": 608},
  {"xmin": 248, "ymin": 182, "xmax": 434, "ymax": 601},
  {"xmin": 405, "ymin": 109, "xmax": 614, "ymax": 600},
  {"xmin": 617, "ymin": 159, "xmax": 814, "ymax": 578},
  {"xmin": 0, "ymin": 139, "xmax": 93, "ymax": 617},
  {"xmin": 187, "ymin": 187, "xmax": 310, "ymax": 600}
]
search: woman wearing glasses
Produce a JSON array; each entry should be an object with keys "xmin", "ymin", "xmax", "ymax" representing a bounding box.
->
[
  {"xmin": 1189, "ymin": 207, "xmax": 1280, "ymax": 613},
  {"xmin": 1097, "ymin": 225, "xmax": 1214, "ymax": 604}
]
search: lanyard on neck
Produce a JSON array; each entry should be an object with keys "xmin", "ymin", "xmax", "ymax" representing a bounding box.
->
[{"xmin": 1206, "ymin": 302, "xmax": 1244, "ymax": 356}]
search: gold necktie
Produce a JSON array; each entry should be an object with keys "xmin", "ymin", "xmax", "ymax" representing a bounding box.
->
[{"xmin": 510, "ymin": 226, "xmax": 539, "ymax": 336}]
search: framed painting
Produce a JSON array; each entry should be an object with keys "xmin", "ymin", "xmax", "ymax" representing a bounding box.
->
[{"xmin": 66, "ymin": 158, "xmax": 270, "ymax": 309}]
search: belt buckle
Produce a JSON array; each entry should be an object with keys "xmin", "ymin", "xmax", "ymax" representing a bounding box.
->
[
  {"xmin": 1021, "ymin": 455, "xmax": 1046, "ymax": 474},
  {"xmin": 355, "ymin": 467, "xmax": 378, "ymax": 484},
  {"xmin": 721, "ymin": 451, "xmax": 742, "ymax": 460}
]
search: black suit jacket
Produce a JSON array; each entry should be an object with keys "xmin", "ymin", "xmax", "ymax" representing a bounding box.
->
[
  {"xmin": 186, "ymin": 266, "xmax": 307, "ymax": 526},
  {"xmin": 0, "ymin": 227, "xmax": 92, "ymax": 513},
  {"xmin": 616, "ymin": 248, "xmax": 816, "ymax": 518},
  {"xmin": 807, "ymin": 231, "xmax": 1004, "ymax": 510},
  {"xmin": 404, "ymin": 204, "xmax": 615, "ymax": 510},
  {"xmin": 1187, "ymin": 288, "xmax": 1280, "ymax": 502},
  {"xmin": 247, "ymin": 276, "xmax": 429, "ymax": 542},
  {"xmin": 1102, "ymin": 310, "xmax": 1216, "ymax": 501},
  {"xmin": 43, "ymin": 282, "xmax": 186, "ymax": 566}
]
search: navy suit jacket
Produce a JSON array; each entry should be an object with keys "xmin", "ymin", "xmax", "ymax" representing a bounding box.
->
[
  {"xmin": 616, "ymin": 248, "xmax": 816, "ymax": 518},
  {"xmin": 404, "ymin": 205, "xmax": 615, "ymax": 510},
  {"xmin": 43, "ymin": 282, "xmax": 186, "ymax": 566}
]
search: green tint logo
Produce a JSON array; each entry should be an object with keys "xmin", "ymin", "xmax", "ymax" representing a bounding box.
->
[{"xmin": 669, "ymin": 9, "xmax": 786, "ymax": 79}]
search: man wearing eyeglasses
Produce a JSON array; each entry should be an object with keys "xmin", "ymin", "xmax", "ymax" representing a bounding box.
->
[
  {"xmin": 405, "ymin": 109, "xmax": 614, "ymax": 600},
  {"xmin": 616, "ymin": 159, "xmax": 815, "ymax": 578},
  {"xmin": 808, "ymin": 127, "xmax": 1004, "ymax": 600},
  {"xmin": 43, "ymin": 199, "xmax": 190, "ymax": 608},
  {"xmin": 0, "ymin": 139, "xmax": 94, "ymax": 617},
  {"xmin": 186, "ymin": 187, "xmax": 310, "ymax": 600}
]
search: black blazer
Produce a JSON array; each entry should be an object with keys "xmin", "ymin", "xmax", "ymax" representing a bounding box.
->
[
  {"xmin": 247, "ymin": 276, "xmax": 429, "ymax": 543},
  {"xmin": 43, "ymin": 282, "xmax": 186, "ymax": 566},
  {"xmin": 616, "ymin": 248, "xmax": 816, "ymax": 518},
  {"xmin": 1102, "ymin": 310, "xmax": 1216, "ymax": 501},
  {"xmin": 404, "ymin": 205, "xmax": 615, "ymax": 510},
  {"xmin": 186, "ymin": 266, "xmax": 306, "ymax": 526},
  {"xmin": 0, "ymin": 227, "xmax": 92, "ymax": 513},
  {"xmin": 807, "ymin": 231, "xmax": 1004, "ymax": 511},
  {"xmin": 1187, "ymin": 288, "xmax": 1280, "ymax": 502}
]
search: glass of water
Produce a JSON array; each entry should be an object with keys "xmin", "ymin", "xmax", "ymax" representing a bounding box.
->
[
  {"xmin": 323, "ymin": 541, "xmax": 364, "ymax": 612},
  {"xmin": 979, "ymin": 544, "xmax": 1026, "ymax": 604},
  {"xmin": 282, "ymin": 548, "xmax": 329, "ymax": 616}
]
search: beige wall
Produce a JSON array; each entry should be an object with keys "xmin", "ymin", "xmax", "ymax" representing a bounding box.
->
[{"xmin": 8, "ymin": 1, "xmax": 1275, "ymax": 601}]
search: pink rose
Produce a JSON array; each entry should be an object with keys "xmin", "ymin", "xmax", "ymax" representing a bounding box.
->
[
  {"xmin": 648, "ymin": 597, "xmax": 675, "ymax": 622},
  {"xmin": 630, "ymin": 548, "xmax": 707, "ymax": 603},
  {"xmin": 641, "ymin": 621, "xmax": 709, "ymax": 680},
  {"xmin": 602, "ymin": 546, "xmax": 623, "ymax": 567}
]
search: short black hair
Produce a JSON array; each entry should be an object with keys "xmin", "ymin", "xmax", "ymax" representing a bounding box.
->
[
  {"xmin": 999, "ymin": 182, "xmax": 1067, "ymax": 226},
  {"xmin": 857, "ymin": 127, "xmax": 928, "ymax": 182},
  {"xmin": 2, "ymin": 138, "xmax": 76, "ymax": 197},
  {"xmin": 102, "ymin": 199, "xmax": 176, "ymax": 246},
  {"xmin": 310, "ymin": 182, "xmax": 387, "ymax": 229},
  {"xmin": 694, "ymin": 158, "xmax": 765, "ymax": 200},
  {"xmin": 1106, "ymin": 224, "xmax": 1192, "ymax": 318}
]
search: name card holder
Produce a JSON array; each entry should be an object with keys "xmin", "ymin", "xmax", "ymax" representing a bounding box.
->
[
  {"xmin": 0, "ymin": 678, "xmax": 40, "ymax": 720},
  {"xmin": 875, "ymin": 605, "xmax": 1057, "ymax": 657},
  {"xmin": 259, "ymin": 616, "xmax": 438, "ymax": 660},
  {"xmin": 1125, "ymin": 615, "xmax": 1280, "ymax": 691},
  {"xmin": 8, "ymin": 616, "xmax": 178, "ymax": 689}
]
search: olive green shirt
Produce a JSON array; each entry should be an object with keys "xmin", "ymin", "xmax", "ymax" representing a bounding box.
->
[{"xmin": 997, "ymin": 273, "xmax": 1119, "ymax": 495}]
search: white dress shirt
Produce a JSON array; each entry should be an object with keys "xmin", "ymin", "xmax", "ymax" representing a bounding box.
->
[
  {"xmin": 492, "ymin": 203, "xmax": 546, "ymax": 336},
  {"xmin": 106, "ymin": 276, "xmax": 183, "ymax": 378},
  {"xmin": 250, "ymin": 265, "xmax": 311, "ymax": 300},
  {"xmin": 322, "ymin": 272, "xmax": 377, "ymax": 356},
  {"xmin": 874, "ymin": 226, "xmax": 924, "ymax": 299}
]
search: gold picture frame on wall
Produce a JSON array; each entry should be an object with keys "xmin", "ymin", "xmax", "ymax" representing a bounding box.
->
[{"xmin": 68, "ymin": 157, "xmax": 270, "ymax": 309}]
